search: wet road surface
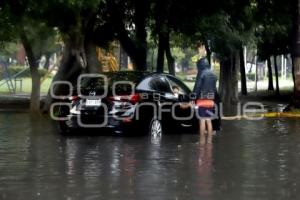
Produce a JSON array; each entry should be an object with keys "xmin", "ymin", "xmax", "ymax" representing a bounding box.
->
[{"xmin": 0, "ymin": 113, "xmax": 300, "ymax": 200}]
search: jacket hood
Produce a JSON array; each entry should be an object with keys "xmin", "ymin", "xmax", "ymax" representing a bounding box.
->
[{"xmin": 196, "ymin": 57, "xmax": 210, "ymax": 71}]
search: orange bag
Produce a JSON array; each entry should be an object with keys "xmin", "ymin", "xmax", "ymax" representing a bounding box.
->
[{"xmin": 196, "ymin": 99, "xmax": 214, "ymax": 108}]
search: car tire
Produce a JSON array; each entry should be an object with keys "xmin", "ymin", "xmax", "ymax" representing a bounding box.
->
[{"xmin": 148, "ymin": 118, "xmax": 163, "ymax": 137}]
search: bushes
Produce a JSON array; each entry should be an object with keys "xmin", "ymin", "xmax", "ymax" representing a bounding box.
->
[{"xmin": 0, "ymin": 65, "xmax": 48, "ymax": 78}]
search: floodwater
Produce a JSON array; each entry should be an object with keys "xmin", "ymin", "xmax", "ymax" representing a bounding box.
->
[{"xmin": 0, "ymin": 112, "xmax": 300, "ymax": 200}]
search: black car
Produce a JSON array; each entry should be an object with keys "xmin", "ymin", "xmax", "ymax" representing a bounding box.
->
[{"xmin": 55, "ymin": 71, "xmax": 219, "ymax": 135}]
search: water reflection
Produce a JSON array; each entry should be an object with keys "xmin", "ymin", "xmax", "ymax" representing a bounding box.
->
[
  {"xmin": 197, "ymin": 143, "xmax": 213, "ymax": 198},
  {"xmin": 0, "ymin": 113, "xmax": 300, "ymax": 199}
]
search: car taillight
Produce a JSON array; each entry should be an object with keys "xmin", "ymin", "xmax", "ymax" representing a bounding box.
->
[
  {"xmin": 109, "ymin": 94, "xmax": 140, "ymax": 104},
  {"xmin": 129, "ymin": 94, "xmax": 140, "ymax": 104}
]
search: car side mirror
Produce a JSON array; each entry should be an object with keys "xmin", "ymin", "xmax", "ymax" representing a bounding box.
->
[{"xmin": 164, "ymin": 93, "xmax": 178, "ymax": 100}]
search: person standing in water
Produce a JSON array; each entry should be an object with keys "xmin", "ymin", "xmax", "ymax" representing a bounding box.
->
[{"xmin": 193, "ymin": 43, "xmax": 217, "ymax": 143}]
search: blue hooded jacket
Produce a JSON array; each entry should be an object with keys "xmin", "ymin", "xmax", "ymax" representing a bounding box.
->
[{"xmin": 193, "ymin": 58, "xmax": 217, "ymax": 99}]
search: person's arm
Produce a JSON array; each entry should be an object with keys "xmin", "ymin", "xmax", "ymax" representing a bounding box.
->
[
  {"xmin": 193, "ymin": 73, "xmax": 204, "ymax": 99},
  {"xmin": 192, "ymin": 74, "xmax": 200, "ymax": 94}
]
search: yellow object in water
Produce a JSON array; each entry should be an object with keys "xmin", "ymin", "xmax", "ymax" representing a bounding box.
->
[{"xmin": 262, "ymin": 112, "xmax": 300, "ymax": 118}]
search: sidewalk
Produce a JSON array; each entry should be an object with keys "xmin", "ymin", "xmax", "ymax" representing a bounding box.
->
[{"xmin": 0, "ymin": 93, "xmax": 46, "ymax": 110}]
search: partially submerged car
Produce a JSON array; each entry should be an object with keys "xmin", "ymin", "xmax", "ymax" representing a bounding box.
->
[{"xmin": 54, "ymin": 71, "xmax": 220, "ymax": 135}]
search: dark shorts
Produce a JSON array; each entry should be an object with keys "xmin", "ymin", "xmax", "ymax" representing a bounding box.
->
[{"xmin": 197, "ymin": 107, "xmax": 215, "ymax": 119}]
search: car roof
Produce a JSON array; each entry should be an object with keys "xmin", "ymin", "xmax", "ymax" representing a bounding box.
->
[
  {"xmin": 102, "ymin": 71, "xmax": 176, "ymax": 81},
  {"xmin": 145, "ymin": 72, "xmax": 177, "ymax": 78},
  {"xmin": 102, "ymin": 71, "xmax": 191, "ymax": 92},
  {"xmin": 102, "ymin": 71, "xmax": 183, "ymax": 85}
]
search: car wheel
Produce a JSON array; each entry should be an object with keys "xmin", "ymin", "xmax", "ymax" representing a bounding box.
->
[{"xmin": 149, "ymin": 118, "xmax": 162, "ymax": 137}]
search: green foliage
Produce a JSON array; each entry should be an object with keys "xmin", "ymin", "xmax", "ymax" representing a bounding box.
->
[
  {"xmin": 0, "ymin": 42, "xmax": 18, "ymax": 58},
  {"xmin": 0, "ymin": 1, "xmax": 61, "ymax": 59},
  {"xmin": 256, "ymin": 0, "xmax": 293, "ymax": 59},
  {"xmin": 0, "ymin": 0, "xmax": 296, "ymax": 75},
  {"xmin": 172, "ymin": 47, "xmax": 196, "ymax": 69},
  {"xmin": 23, "ymin": 22, "xmax": 60, "ymax": 58}
]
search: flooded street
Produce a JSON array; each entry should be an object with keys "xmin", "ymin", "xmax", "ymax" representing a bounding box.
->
[{"xmin": 0, "ymin": 113, "xmax": 300, "ymax": 200}]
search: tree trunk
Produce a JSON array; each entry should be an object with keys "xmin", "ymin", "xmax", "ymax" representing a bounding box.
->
[
  {"xmin": 255, "ymin": 55, "xmax": 258, "ymax": 92},
  {"xmin": 30, "ymin": 68, "xmax": 41, "ymax": 112},
  {"xmin": 249, "ymin": 55, "xmax": 255, "ymax": 73},
  {"xmin": 292, "ymin": 59, "xmax": 296, "ymax": 91},
  {"xmin": 106, "ymin": 0, "xmax": 141, "ymax": 71},
  {"xmin": 164, "ymin": 33, "xmax": 175, "ymax": 76},
  {"xmin": 291, "ymin": 0, "xmax": 300, "ymax": 106},
  {"xmin": 156, "ymin": 33, "xmax": 165, "ymax": 73},
  {"xmin": 267, "ymin": 56, "xmax": 274, "ymax": 90},
  {"xmin": 133, "ymin": 0, "xmax": 148, "ymax": 71},
  {"xmin": 220, "ymin": 52, "xmax": 239, "ymax": 107},
  {"xmin": 156, "ymin": 29, "xmax": 175, "ymax": 75},
  {"xmin": 292, "ymin": 59, "xmax": 300, "ymax": 106},
  {"xmin": 20, "ymin": 30, "xmax": 41, "ymax": 113},
  {"xmin": 151, "ymin": 48, "xmax": 155, "ymax": 72},
  {"xmin": 204, "ymin": 40, "xmax": 212, "ymax": 65},
  {"xmin": 117, "ymin": 25, "xmax": 147, "ymax": 71},
  {"xmin": 42, "ymin": 34, "xmax": 84, "ymax": 113},
  {"xmin": 219, "ymin": 56, "xmax": 233, "ymax": 115},
  {"xmin": 233, "ymin": 52, "xmax": 240, "ymax": 103},
  {"xmin": 239, "ymin": 47, "xmax": 247, "ymax": 95},
  {"xmin": 273, "ymin": 56, "xmax": 280, "ymax": 95},
  {"xmin": 112, "ymin": 12, "xmax": 147, "ymax": 71},
  {"xmin": 119, "ymin": 45, "xmax": 128, "ymax": 70},
  {"xmin": 53, "ymin": 36, "xmax": 85, "ymax": 86},
  {"xmin": 84, "ymin": 39, "xmax": 101, "ymax": 73}
]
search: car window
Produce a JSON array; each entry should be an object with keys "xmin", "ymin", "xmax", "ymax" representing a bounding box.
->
[
  {"xmin": 136, "ymin": 76, "xmax": 172, "ymax": 93},
  {"xmin": 166, "ymin": 75, "xmax": 191, "ymax": 95},
  {"xmin": 79, "ymin": 71, "xmax": 149, "ymax": 94},
  {"xmin": 80, "ymin": 71, "xmax": 146, "ymax": 89},
  {"xmin": 136, "ymin": 77, "xmax": 152, "ymax": 91},
  {"xmin": 151, "ymin": 77, "xmax": 172, "ymax": 93}
]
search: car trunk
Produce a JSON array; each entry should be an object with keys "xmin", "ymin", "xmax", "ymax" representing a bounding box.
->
[{"xmin": 69, "ymin": 72, "xmax": 147, "ymax": 125}]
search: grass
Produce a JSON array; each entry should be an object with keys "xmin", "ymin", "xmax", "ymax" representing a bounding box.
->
[{"xmin": 0, "ymin": 77, "xmax": 53, "ymax": 95}]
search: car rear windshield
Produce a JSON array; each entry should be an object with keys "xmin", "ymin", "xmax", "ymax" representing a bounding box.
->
[{"xmin": 80, "ymin": 71, "xmax": 149, "ymax": 95}]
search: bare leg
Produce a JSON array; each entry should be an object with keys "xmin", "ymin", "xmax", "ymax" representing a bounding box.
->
[
  {"xmin": 200, "ymin": 120, "xmax": 206, "ymax": 144},
  {"xmin": 206, "ymin": 119, "xmax": 213, "ymax": 143}
]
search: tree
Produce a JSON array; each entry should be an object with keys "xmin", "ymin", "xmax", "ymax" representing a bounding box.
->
[
  {"xmin": 104, "ymin": 0, "xmax": 149, "ymax": 71},
  {"xmin": 267, "ymin": 57, "xmax": 274, "ymax": 91},
  {"xmin": 1, "ymin": 1, "xmax": 59, "ymax": 112},
  {"xmin": 153, "ymin": 0, "xmax": 175, "ymax": 75},
  {"xmin": 38, "ymin": 0, "xmax": 106, "ymax": 111},
  {"xmin": 256, "ymin": 0, "xmax": 293, "ymax": 95},
  {"xmin": 167, "ymin": 0, "xmax": 256, "ymax": 107},
  {"xmin": 240, "ymin": 46, "xmax": 248, "ymax": 95},
  {"xmin": 273, "ymin": 56, "xmax": 280, "ymax": 95},
  {"xmin": 218, "ymin": 1, "xmax": 256, "ymax": 104},
  {"xmin": 292, "ymin": 0, "xmax": 300, "ymax": 107},
  {"xmin": 203, "ymin": 12, "xmax": 255, "ymax": 106}
]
